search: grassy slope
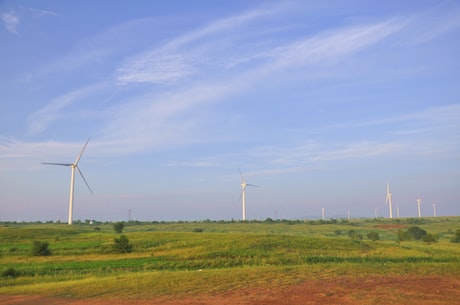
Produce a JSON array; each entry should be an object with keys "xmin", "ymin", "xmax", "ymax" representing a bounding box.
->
[{"xmin": 0, "ymin": 217, "xmax": 459, "ymax": 299}]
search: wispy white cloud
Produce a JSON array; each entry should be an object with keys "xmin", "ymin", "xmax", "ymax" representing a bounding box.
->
[
  {"xmin": 2, "ymin": 11, "xmax": 19, "ymax": 34},
  {"xmin": 28, "ymin": 83, "xmax": 106, "ymax": 135},
  {"xmin": 108, "ymin": 15, "xmax": 407, "ymax": 153},
  {"xmin": 116, "ymin": 7, "xmax": 276, "ymax": 84},
  {"xmin": 166, "ymin": 161, "xmax": 219, "ymax": 168},
  {"xmin": 404, "ymin": 3, "xmax": 460, "ymax": 45},
  {"xmin": 249, "ymin": 141, "xmax": 406, "ymax": 166},
  {"xmin": 241, "ymin": 103, "xmax": 460, "ymax": 173},
  {"xmin": 265, "ymin": 19, "xmax": 404, "ymax": 70},
  {"xmin": 0, "ymin": 136, "xmax": 90, "ymax": 171},
  {"xmin": 25, "ymin": 7, "xmax": 59, "ymax": 18}
]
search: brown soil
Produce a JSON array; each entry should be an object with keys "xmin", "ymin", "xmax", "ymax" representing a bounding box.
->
[{"xmin": 1, "ymin": 275, "xmax": 459, "ymax": 305}]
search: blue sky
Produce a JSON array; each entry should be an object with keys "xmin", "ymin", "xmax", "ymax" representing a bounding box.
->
[{"xmin": 1, "ymin": 0, "xmax": 459, "ymax": 222}]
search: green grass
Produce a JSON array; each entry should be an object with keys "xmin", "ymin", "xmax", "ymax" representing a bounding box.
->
[{"xmin": 0, "ymin": 217, "xmax": 459, "ymax": 299}]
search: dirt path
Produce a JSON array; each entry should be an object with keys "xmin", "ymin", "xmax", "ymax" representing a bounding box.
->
[{"xmin": 1, "ymin": 275, "xmax": 459, "ymax": 305}]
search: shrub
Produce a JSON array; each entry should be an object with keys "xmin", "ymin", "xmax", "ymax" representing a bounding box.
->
[
  {"xmin": 423, "ymin": 233, "xmax": 437, "ymax": 243},
  {"xmin": 407, "ymin": 226, "xmax": 427, "ymax": 240},
  {"xmin": 348, "ymin": 229, "xmax": 362, "ymax": 240},
  {"xmin": 422, "ymin": 233, "xmax": 438, "ymax": 243},
  {"xmin": 31, "ymin": 241, "xmax": 51, "ymax": 256},
  {"xmin": 397, "ymin": 229, "xmax": 410, "ymax": 241},
  {"xmin": 334, "ymin": 229, "xmax": 342, "ymax": 236},
  {"xmin": 113, "ymin": 222, "xmax": 125, "ymax": 234},
  {"xmin": 451, "ymin": 229, "xmax": 460, "ymax": 243},
  {"xmin": 1, "ymin": 267, "xmax": 18, "ymax": 278},
  {"xmin": 367, "ymin": 231, "xmax": 380, "ymax": 241},
  {"xmin": 113, "ymin": 235, "xmax": 132, "ymax": 253},
  {"xmin": 348, "ymin": 229, "xmax": 357, "ymax": 238}
]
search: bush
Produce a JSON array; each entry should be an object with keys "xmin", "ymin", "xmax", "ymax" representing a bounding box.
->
[
  {"xmin": 397, "ymin": 230, "xmax": 410, "ymax": 241},
  {"xmin": 348, "ymin": 229, "xmax": 357, "ymax": 238},
  {"xmin": 334, "ymin": 229, "xmax": 342, "ymax": 236},
  {"xmin": 451, "ymin": 229, "xmax": 460, "ymax": 243},
  {"xmin": 422, "ymin": 233, "xmax": 438, "ymax": 243},
  {"xmin": 407, "ymin": 226, "xmax": 427, "ymax": 240},
  {"xmin": 113, "ymin": 235, "xmax": 132, "ymax": 253},
  {"xmin": 31, "ymin": 241, "xmax": 51, "ymax": 256},
  {"xmin": 1, "ymin": 267, "xmax": 18, "ymax": 278},
  {"xmin": 367, "ymin": 231, "xmax": 380, "ymax": 241},
  {"xmin": 113, "ymin": 222, "xmax": 125, "ymax": 234}
]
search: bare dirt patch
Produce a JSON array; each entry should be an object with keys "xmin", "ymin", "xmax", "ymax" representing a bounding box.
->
[{"xmin": 1, "ymin": 275, "xmax": 459, "ymax": 305}]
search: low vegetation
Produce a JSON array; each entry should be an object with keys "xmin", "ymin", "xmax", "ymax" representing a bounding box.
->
[
  {"xmin": 112, "ymin": 234, "xmax": 132, "ymax": 253},
  {"xmin": 0, "ymin": 217, "xmax": 459, "ymax": 299},
  {"xmin": 30, "ymin": 240, "xmax": 51, "ymax": 256}
]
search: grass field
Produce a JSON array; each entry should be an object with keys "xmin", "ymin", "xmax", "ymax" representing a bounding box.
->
[{"xmin": 0, "ymin": 217, "xmax": 459, "ymax": 300}]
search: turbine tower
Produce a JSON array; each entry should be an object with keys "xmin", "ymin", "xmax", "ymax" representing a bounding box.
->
[
  {"xmin": 385, "ymin": 181, "xmax": 393, "ymax": 219},
  {"xmin": 239, "ymin": 167, "xmax": 256, "ymax": 221},
  {"xmin": 42, "ymin": 138, "xmax": 93, "ymax": 225},
  {"xmin": 417, "ymin": 198, "xmax": 422, "ymax": 218}
]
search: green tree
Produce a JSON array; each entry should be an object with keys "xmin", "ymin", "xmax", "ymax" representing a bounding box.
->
[
  {"xmin": 31, "ymin": 241, "xmax": 51, "ymax": 256},
  {"xmin": 367, "ymin": 231, "xmax": 380, "ymax": 241},
  {"xmin": 113, "ymin": 221, "xmax": 125, "ymax": 234},
  {"xmin": 113, "ymin": 235, "xmax": 132, "ymax": 253}
]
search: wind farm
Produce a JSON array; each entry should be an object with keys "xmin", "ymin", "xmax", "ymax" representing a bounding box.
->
[{"xmin": 1, "ymin": 1, "xmax": 459, "ymax": 304}]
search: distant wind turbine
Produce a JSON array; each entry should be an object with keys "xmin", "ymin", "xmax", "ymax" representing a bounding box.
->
[
  {"xmin": 417, "ymin": 198, "xmax": 422, "ymax": 218},
  {"xmin": 385, "ymin": 181, "xmax": 393, "ymax": 219},
  {"xmin": 42, "ymin": 138, "xmax": 93, "ymax": 225},
  {"xmin": 239, "ymin": 167, "xmax": 256, "ymax": 221},
  {"xmin": 433, "ymin": 203, "xmax": 437, "ymax": 217}
]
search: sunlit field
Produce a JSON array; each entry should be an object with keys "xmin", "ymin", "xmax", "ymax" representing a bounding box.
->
[{"xmin": 1, "ymin": 217, "xmax": 459, "ymax": 300}]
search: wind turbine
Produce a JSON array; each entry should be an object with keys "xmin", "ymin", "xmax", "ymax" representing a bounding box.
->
[
  {"xmin": 385, "ymin": 181, "xmax": 393, "ymax": 219},
  {"xmin": 417, "ymin": 198, "xmax": 422, "ymax": 218},
  {"xmin": 239, "ymin": 167, "xmax": 256, "ymax": 221},
  {"xmin": 42, "ymin": 138, "xmax": 93, "ymax": 225}
]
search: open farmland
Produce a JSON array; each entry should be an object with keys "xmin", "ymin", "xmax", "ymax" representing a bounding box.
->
[{"xmin": 1, "ymin": 217, "xmax": 459, "ymax": 304}]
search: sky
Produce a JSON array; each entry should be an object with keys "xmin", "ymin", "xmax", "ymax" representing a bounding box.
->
[{"xmin": 1, "ymin": 0, "xmax": 459, "ymax": 222}]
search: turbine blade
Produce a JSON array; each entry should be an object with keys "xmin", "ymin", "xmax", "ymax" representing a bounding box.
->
[
  {"xmin": 76, "ymin": 166, "xmax": 94, "ymax": 195},
  {"xmin": 237, "ymin": 166, "xmax": 245, "ymax": 183},
  {"xmin": 42, "ymin": 162, "xmax": 73, "ymax": 166},
  {"xmin": 74, "ymin": 137, "xmax": 91, "ymax": 165},
  {"xmin": 246, "ymin": 183, "xmax": 258, "ymax": 187}
]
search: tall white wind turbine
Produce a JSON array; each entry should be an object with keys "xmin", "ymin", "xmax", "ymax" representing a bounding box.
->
[
  {"xmin": 42, "ymin": 138, "xmax": 93, "ymax": 225},
  {"xmin": 417, "ymin": 198, "xmax": 422, "ymax": 218},
  {"xmin": 385, "ymin": 181, "xmax": 393, "ymax": 219},
  {"xmin": 239, "ymin": 167, "xmax": 256, "ymax": 221}
]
